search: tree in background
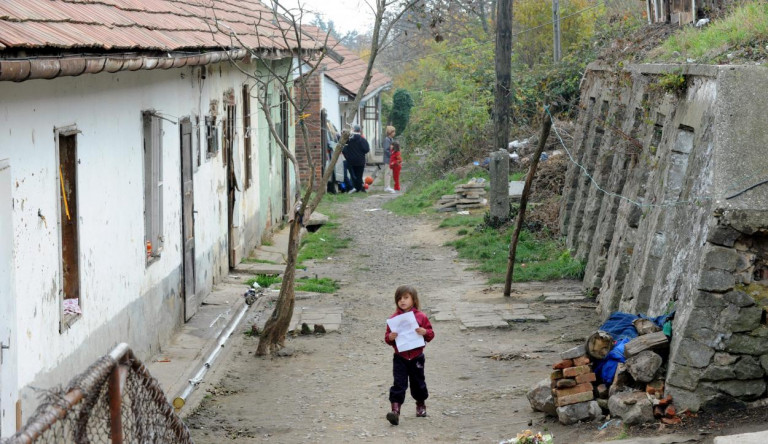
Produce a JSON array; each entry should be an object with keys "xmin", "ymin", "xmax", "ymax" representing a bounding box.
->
[
  {"xmin": 513, "ymin": 0, "xmax": 603, "ymax": 67},
  {"xmin": 390, "ymin": 88, "xmax": 414, "ymax": 135}
]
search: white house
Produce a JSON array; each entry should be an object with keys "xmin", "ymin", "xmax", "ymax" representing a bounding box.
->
[
  {"xmin": 294, "ymin": 26, "xmax": 392, "ymax": 187},
  {"xmin": 0, "ymin": 0, "xmax": 315, "ymax": 436}
]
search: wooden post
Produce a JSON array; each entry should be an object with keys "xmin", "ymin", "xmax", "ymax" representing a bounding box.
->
[
  {"xmin": 552, "ymin": 0, "xmax": 561, "ymax": 62},
  {"xmin": 108, "ymin": 365, "xmax": 128, "ymax": 444},
  {"xmin": 493, "ymin": 0, "xmax": 513, "ymax": 152},
  {"xmin": 503, "ymin": 110, "xmax": 553, "ymax": 296}
]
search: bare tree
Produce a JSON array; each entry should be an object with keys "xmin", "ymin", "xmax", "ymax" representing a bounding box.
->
[{"xmin": 204, "ymin": 0, "xmax": 420, "ymax": 355}]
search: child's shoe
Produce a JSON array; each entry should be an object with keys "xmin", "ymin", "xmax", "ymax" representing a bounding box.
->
[
  {"xmin": 416, "ymin": 401, "xmax": 427, "ymax": 417},
  {"xmin": 386, "ymin": 402, "xmax": 401, "ymax": 425}
]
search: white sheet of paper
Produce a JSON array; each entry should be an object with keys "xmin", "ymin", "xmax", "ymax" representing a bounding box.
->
[{"xmin": 387, "ymin": 311, "xmax": 426, "ymax": 352}]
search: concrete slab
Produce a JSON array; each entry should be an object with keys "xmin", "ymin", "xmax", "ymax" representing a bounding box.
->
[
  {"xmin": 543, "ymin": 294, "xmax": 591, "ymax": 304},
  {"xmin": 713, "ymin": 430, "xmax": 768, "ymax": 443},
  {"xmin": 232, "ymin": 263, "xmax": 286, "ymax": 275},
  {"xmin": 461, "ymin": 320, "xmax": 509, "ymax": 328},
  {"xmin": 287, "ymin": 305, "xmax": 344, "ymax": 332},
  {"xmin": 509, "ymin": 180, "xmax": 525, "ymax": 197},
  {"xmin": 500, "ymin": 311, "xmax": 547, "ymax": 322},
  {"xmin": 582, "ymin": 436, "xmax": 700, "ymax": 444}
]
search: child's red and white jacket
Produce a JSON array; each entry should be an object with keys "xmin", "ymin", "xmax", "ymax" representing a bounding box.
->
[{"xmin": 384, "ymin": 308, "xmax": 435, "ymax": 360}]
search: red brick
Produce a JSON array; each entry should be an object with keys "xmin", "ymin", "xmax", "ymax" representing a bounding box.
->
[
  {"xmin": 573, "ymin": 355, "xmax": 591, "ymax": 366},
  {"xmin": 563, "ymin": 365, "xmax": 591, "ymax": 378},
  {"xmin": 555, "ymin": 391, "xmax": 594, "ymax": 407},
  {"xmin": 658, "ymin": 395, "xmax": 673, "ymax": 407},
  {"xmin": 653, "ymin": 406, "xmax": 664, "ymax": 418},
  {"xmin": 556, "ymin": 378, "xmax": 577, "ymax": 389},
  {"xmin": 550, "ymin": 369, "xmax": 563, "ymax": 380},
  {"xmin": 552, "ymin": 359, "xmax": 573, "ymax": 369},
  {"xmin": 575, "ymin": 372, "xmax": 596, "ymax": 384},
  {"xmin": 661, "ymin": 416, "xmax": 681, "ymax": 425},
  {"xmin": 554, "ymin": 382, "xmax": 593, "ymax": 398},
  {"xmin": 665, "ymin": 405, "xmax": 676, "ymax": 417}
]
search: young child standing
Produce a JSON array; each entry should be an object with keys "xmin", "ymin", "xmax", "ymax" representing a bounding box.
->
[
  {"xmin": 389, "ymin": 142, "xmax": 403, "ymax": 192},
  {"xmin": 384, "ymin": 285, "xmax": 434, "ymax": 425}
]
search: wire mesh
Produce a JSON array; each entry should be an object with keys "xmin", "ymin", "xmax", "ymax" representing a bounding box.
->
[{"xmin": 2, "ymin": 345, "xmax": 192, "ymax": 444}]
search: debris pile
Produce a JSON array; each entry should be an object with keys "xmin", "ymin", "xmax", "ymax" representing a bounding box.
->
[
  {"xmin": 527, "ymin": 312, "xmax": 681, "ymax": 427},
  {"xmin": 434, "ymin": 178, "xmax": 488, "ymax": 212}
]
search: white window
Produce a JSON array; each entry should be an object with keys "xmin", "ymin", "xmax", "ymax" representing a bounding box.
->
[{"xmin": 143, "ymin": 111, "xmax": 163, "ymax": 263}]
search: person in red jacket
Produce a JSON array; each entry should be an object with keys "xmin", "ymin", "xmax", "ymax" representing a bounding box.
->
[
  {"xmin": 384, "ymin": 285, "xmax": 435, "ymax": 425},
  {"xmin": 389, "ymin": 141, "xmax": 403, "ymax": 192}
]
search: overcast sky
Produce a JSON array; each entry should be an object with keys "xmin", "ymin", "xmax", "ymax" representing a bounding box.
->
[{"xmin": 277, "ymin": 0, "xmax": 375, "ymax": 35}]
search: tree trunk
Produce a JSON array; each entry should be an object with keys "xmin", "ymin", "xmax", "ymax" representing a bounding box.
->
[
  {"xmin": 503, "ymin": 110, "xmax": 552, "ymax": 296},
  {"xmin": 256, "ymin": 217, "xmax": 302, "ymax": 356}
]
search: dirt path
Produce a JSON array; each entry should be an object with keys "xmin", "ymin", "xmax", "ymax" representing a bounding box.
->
[{"xmin": 185, "ymin": 192, "xmax": 602, "ymax": 443}]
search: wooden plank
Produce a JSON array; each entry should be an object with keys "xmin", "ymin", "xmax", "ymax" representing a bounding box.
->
[{"xmin": 624, "ymin": 331, "xmax": 669, "ymax": 358}]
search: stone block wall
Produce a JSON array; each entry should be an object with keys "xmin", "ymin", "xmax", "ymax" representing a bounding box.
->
[{"xmin": 561, "ymin": 63, "xmax": 768, "ymax": 411}]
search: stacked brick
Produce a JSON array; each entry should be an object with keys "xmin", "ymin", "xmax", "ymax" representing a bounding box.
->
[{"xmin": 551, "ymin": 346, "xmax": 596, "ymax": 408}]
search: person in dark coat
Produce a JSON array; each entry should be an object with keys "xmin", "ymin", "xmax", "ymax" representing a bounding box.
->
[{"xmin": 342, "ymin": 124, "xmax": 370, "ymax": 193}]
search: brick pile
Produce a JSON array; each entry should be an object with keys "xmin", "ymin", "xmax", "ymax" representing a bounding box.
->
[
  {"xmin": 646, "ymin": 380, "xmax": 679, "ymax": 425},
  {"xmin": 551, "ymin": 345, "xmax": 596, "ymax": 409}
]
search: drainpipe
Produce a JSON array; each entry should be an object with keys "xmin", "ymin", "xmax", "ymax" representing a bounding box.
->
[{"xmin": 172, "ymin": 298, "xmax": 253, "ymax": 410}]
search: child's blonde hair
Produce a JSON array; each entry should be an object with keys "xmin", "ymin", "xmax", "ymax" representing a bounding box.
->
[
  {"xmin": 395, "ymin": 285, "xmax": 419, "ymax": 310},
  {"xmin": 386, "ymin": 125, "xmax": 396, "ymax": 137}
]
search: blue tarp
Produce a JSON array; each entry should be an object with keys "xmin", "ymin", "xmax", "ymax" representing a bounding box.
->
[{"xmin": 592, "ymin": 312, "xmax": 672, "ymax": 384}]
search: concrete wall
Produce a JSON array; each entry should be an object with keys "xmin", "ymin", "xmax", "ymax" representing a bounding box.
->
[
  {"xmin": 561, "ymin": 64, "xmax": 768, "ymax": 411},
  {"xmin": 0, "ymin": 58, "xmax": 293, "ymax": 434}
]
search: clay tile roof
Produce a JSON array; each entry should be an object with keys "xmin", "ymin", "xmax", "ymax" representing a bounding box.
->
[
  {"xmin": 302, "ymin": 25, "xmax": 391, "ymax": 98},
  {"xmin": 0, "ymin": 0, "xmax": 318, "ymax": 53}
]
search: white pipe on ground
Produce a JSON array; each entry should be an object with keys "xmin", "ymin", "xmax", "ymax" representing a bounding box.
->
[{"xmin": 172, "ymin": 300, "xmax": 252, "ymax": 410}]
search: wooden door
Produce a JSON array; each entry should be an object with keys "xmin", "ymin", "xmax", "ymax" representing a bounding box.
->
[{"xmin": 180, "ymin": 118, "xmax": 198, "ymax": 321}]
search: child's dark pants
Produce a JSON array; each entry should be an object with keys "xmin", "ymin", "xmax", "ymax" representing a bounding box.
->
[{"xmin": 389, "ymin": 353, "xmax": 428, "ymax": 404}]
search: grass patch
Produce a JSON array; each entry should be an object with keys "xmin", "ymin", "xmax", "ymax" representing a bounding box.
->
[
  {"xmin": 651, "ymin": 1, "xmax": 768, "ymax": 63},
  {"xmin": 241, "ymin": 258, "xmax": 278, "ymax": 264},
  {"xmin": 245, "ymin": 274, "xmax": 282, "ymax": 288},
  {"xmin": 383, "ymin": 173, "xmax": 461, "ymax": 216},
  {"xmin": 446, "ymin": 227, "xmax": 585, "ymax": 283},
  {"xmin": 510, "ymin": 171, "xmax": 526, "ymax": 181},
  {"xmin": 296, "ymin": 277, "xmax": 339, "ymax": 293},
  {"xmin": 297, "ymin": 222, "xmax": 351, "ymax": 264},
  {"xmin": 438, "ymin": 214, "xmax": 484, "ymax": 228}
]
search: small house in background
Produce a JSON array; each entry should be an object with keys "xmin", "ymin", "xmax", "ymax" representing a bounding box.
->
[
  {"xmin": 0, "ymin": 0, "xmax": 315, "ymax": 436},
  {"xmin": 295, "ymin": 26, "xmax": 392, "ymax": 189},
  {"xmin": 645, "ymin": 0, "xmax": 728, "ymax": 25}
]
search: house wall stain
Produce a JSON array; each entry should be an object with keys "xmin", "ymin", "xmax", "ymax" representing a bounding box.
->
[
  {"xmin": 562, "ymin": 63, "xmax": 768, "ymax": 411},
  {"xmin": 0, "ymin": 57, "xmax": 296, "ymax": 433}
]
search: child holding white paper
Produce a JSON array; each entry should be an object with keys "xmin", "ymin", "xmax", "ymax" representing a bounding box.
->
[{"xmin": 384, "ymin": 285, "xmax": 435, "ymax": 425}]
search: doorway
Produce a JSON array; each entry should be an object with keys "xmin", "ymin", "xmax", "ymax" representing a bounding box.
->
[
  {"xmin": 0, "ymin": 159, "xmax": 16, "ymax": 437},
  {"xmin": 180, "ymin": 118, "xmax": 198, "ymax": 321}
]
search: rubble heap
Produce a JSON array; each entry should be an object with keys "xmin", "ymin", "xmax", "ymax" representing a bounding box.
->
[
  {"xmin": 527, "ymin": 318, "xmax": 682, "ymax": 427},
  {"xmin": 434, "ymin": 178, "xmax": 487, "ymax": 212}
]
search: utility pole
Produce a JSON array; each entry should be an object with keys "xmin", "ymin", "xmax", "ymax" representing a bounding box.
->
[
  {"xmin": 553, "ymin": 0, "xmax": 561, "ymax": 62},
  {"xmin": 493, "ymin": 0, "xmax": 513, "ymax": 154}
]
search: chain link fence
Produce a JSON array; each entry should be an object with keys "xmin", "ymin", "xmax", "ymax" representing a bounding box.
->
[{"xmin": 3, "ymin": 343, "xmax": 192, "ymax": 444}]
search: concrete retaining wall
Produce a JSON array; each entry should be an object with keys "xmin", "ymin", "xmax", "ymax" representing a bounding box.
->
[{"xmin": 561, "ymin": 63, "xmax": 768, "ymax": 411}]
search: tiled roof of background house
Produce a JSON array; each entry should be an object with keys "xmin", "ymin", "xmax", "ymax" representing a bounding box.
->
[
  {"xmin": 0, "ymin": 0, "xmax": 316, "ymax": 53},
  {"xmin": 302, "ymin": 25, "xmax": 391, "ymax": 98}
]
